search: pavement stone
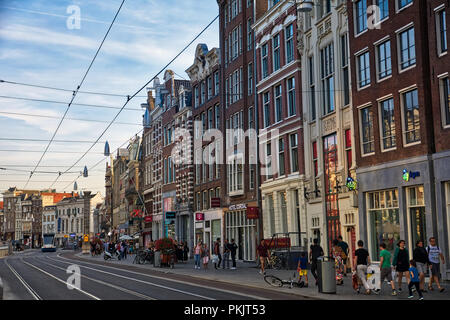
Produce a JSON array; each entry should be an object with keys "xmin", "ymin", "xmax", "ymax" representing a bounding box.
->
[{"xmin": 72, "ymin": 250, "xmax": 450, "ymax": 300}]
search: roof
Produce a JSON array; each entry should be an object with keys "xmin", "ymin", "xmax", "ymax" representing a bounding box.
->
[{"xmin": 41, "ymin": 192, "xmax": 77, "ymax": 204}]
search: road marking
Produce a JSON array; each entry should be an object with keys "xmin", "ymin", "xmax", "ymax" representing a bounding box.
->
[
  {"xmin": 20, "ymin": 258, "xmax": 101, "ymax": 300},
  {"xmin": 53, "ymin": 254, "xmax": 268, "ymax": 300},
  {"xmin": 51, "ymin": 255, "xmax": 215, "ymax": 300},
  {"xmin": 32, "ymin": 257, "xmax": 157, "ymax": 300},
  {"xmin": 4, "ymin": 258, "xmax": 42, "ymax": 300}
]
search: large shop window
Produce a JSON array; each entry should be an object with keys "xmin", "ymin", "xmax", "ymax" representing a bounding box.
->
[
  {"xmin": 368, "ymin": 189, "xmax": 400, "ymax": 259},
  {"xmin": 407, "ymin": 186, "xmax": 426, "ymax": 248},
  {"xmin": 225, "ymin": 210, "xmax": 256, "ymax": 261}
]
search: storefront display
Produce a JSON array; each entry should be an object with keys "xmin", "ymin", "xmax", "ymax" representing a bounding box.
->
[{"xmin": 225, "ymin": 209, "xmax": 257, "ymax": 261}]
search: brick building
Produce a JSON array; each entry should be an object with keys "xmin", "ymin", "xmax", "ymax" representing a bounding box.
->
[
  {"xmin": 254, "ymin": 0, "xmax": 306, "ymax": 249},
  {"xmin": 347, "ymin": 0, "xmax": 449, "ymax": 279}
]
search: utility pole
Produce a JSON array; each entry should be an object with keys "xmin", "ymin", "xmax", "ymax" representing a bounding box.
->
[{"xmin": 82, "ymin": 191, "xmax": 91, "ymax": 254}]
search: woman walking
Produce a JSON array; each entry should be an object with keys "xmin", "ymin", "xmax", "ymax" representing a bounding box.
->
[
  {"xmin": 193, "ymin": 241, "xmax": 203, "ymax": 269},
  {"xmin": 202, "ymin": 243, "xmax": 210, "ymax": 270},
  {"xmin": 332, "ymin": 239, "xmax": 344, "ymax": 285},
  {"xmin": 393, "ymin": 240, "xmax": 410, "ymax": 293},
  {"xmin": 256, "ymin": 239, "xmax": 268, "ymax": 275},
  {"xmin": 413, "ymin": 240, "xmax": 429, "ymax": 292}
]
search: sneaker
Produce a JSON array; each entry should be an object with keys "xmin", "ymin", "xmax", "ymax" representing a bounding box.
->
[
  {"xmin": 231, "ymin": 267, "xmax": 236, "ymax": 270},
  {"xmin": 440, "ymin": 288, "xmax": 445, "ymax": 293},
  {"xmin": 419, "ymin": 297, "xmax": 424, "ymax": 300},
  {"xmin": 408, "ymin": 295, "xmax": 414, "ymax": 299},
  {"xmin": 259, "ymin": 270, "xmax": 263, "ymax": 274},
  {"xmin": 392, "ymin": 290, "xmax": 397, "ymax": 296},
  {"xmin": 398, "ymin": 288, "xmax": 402, "ymax": 293}
]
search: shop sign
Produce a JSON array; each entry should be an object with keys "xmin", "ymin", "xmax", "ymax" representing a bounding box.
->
[
  {"xmin": 263, "ymin": 237, "xmax": 291, "ymax": 249},
  {"xmin": 83, "ymin": 234, "xmax": 89, "ymax": 242},
  {"xmin": 229, "ymin": 203, "xmax": 247, "ymax": 211},
  {"xmin": 210, "ymin": 197, "xmax": 221, "ymax": 208},
  {"xmin": 144, "ymin": 215, "xmax": 153, "ymax": 223},
  {"xmin": 246, "ymin": 207, "xmax": 259, "ymax": 219},
  {"xmin": 402, "ymin": 169, "xmax": 420, "ymax": 182},
  {"xmin": 165, "ymin": 211, "xmax": 176, "ymax": 219},
  {"xmin": 64, "ymin": 235, "xmax": 69, "ymax": 238},
  {"xmin": 195, "ymin": 212, "xmax": 204, "ymax": 221},
  {"xmin": 70, "ymin": 233, "xmax": 76, "ymax": 238},
  {"xmin": 346, "ymin": 177, "xmax": 357, "ymax": 191}
]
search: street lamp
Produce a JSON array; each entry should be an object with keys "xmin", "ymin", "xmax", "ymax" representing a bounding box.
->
[
  {"xmin": 297, "ymin": 0, "xmax": 314, "ymax": 12},
  {"xmin": 104, "ymin": 141, "xmax": 110, "ymax": 156}
]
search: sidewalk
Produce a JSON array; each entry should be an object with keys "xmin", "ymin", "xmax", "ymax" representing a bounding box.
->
[{"xmin": 74, "ymin": 251, "xmax": 450, "ymax": 300}]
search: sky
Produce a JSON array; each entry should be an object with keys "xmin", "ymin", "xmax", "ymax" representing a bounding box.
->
[{"xmin": 0, "ymin": 0, "xmax": 219, "ymax": 199}]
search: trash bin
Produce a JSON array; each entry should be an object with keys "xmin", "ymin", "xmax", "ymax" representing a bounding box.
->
[
  {"xmin": 153, "ymin": 251, "xmax": 161, "ymax": 267},
  {"xmin": 317, "ymin": 256, "xmax": 336, "ymax": 294}
]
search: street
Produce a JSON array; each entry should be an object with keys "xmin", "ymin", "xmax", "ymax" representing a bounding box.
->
[{"xmin": 0, "ymin": 249, "xmax": 300, "ymax": 300}]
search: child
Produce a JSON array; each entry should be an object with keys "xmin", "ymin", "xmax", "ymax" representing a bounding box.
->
[
  {"xmin": 408, "ymin": 260, "xmax": 424, "ymax": 300},
  {"xmin": 297, "ymin": 252, "xmax": 309, "ymax": 287},
  {"xmin": 202, "ymin": 244, "xmax": 210, "ymax": 270}
]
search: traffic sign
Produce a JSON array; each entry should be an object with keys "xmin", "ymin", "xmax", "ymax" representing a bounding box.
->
[{"xmin": 83, "ymin": 234, "xmax": 89, "ymax": 242}]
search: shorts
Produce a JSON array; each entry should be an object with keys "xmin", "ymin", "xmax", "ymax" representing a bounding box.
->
[
  {"xmin": 298, "ymin": 269, "xmax": 307, "ymax": 276},
  {"xmin": 416, "ymin": 262, "xmax": 427, "ymax": 274},
  {"xmin": 203, "ymin": 256, "xmax": 209, "ymax": 264},
  {"xmin": 430, "ymin": 263, "xmax": 440, "ymax": 277},
  {"xmin": 380, "ymin": 267, "xmax": 393, "ymax": 282}
]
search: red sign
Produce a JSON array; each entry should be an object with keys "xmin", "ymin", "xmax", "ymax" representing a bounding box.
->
[
  {"xmin": 144, "ymin": 215, "xmax": 153, "ymax": 223},
  {"xmin": 263, "ymin": 237, "xmax": 291, "ymax": 249},
  {"xmin": 195, "ymin": 212, "xmax": 204, "ymax": 221},
  {"xmin": 246, "ymin": 207, "xmax": 259, "ymax": 219},
  {"xmin": 210, "ymin": 197, "xmax": 221, "ymax": 208}
]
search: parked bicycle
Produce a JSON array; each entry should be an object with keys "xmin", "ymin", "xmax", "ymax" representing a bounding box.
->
[
  {"xmin": 133, "ymin": 249, "xmax": 154, "ymax": 265},
  {"xmin": 264, "ymin": 272, "xmax": 305, "ymax": 289},
  {"xmin": 266, "ymin": 251, "xmax": 287, "ymax": 270}
]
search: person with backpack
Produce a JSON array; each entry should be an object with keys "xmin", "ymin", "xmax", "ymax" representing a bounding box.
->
[
  {"xmin": 427, "ymin": 237, "xmax": 445, "ymax": 292},
  {"xmin": 309, "ymin": 238, "xmax": 324, "ymax": 286},
  {"xmin": 353, "ymin": 240, "xmax": 371, "ymax": 294},
  {"xmin": 413, "ymin": 240, "xmax": 429, "ymax": 292},
  {"xmin": 392, "ymin": 240, "xmax": 410, "ymax": 293}
]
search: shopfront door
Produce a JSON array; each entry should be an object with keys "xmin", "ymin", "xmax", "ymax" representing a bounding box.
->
[{"xmin": 238, "ymin": 227, "xmax": 244, "ymax": 260}]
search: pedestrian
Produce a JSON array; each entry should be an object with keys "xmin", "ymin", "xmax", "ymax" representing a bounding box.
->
[
  {"xmin": 177, "ymin": 242, "xmax": 184, "ymax": 262},
  {"xmin": 202, "ymin": 243, "xmax": 210, "ymax": 270},
  {"xmin": 427, "ymin": 237, "xmax": 446, "ymax": 292},
  {"xmin": 392, "ymin": 240, "xmax": 410, "ymax": 293},
  {"xmin": 332, "ymin": 239, "xmax": 344, "ymax": 285},
  {"xmin": 122, "ymin": 241, "xmax": 127, "ymax": 259},
  {"xmin": 297, "ymin": 252, "xmax": 308, "ymax": 287},
  {"xmin": 222, "ymin": 239, "xmax": 230, "ymax": 269},
  {"xmin": 413, "ymin": 240, "xmax": 429, "ymax": 292},
  {"xmin": 337, "ymin": 235, "xmax": 349, "ymax": 276},
  {"xmin": 309, "ymin": 238, "xmax": 324, "ymax": 286},
  {"xmin": 408, "ymin": 260, "xmax": 424, "ymax": 300},
  {"xmin": 193, "ymin": 241, "xmax": 202, "ymax": 269},
  {"xmin": 213, "ymin": 238, "xmax": 222, "ymax": 269},
  {"xmin": 230, "ymin": 239, "xmax": 238, "ymax": 270},
  {"xmin": 379, "ymin": 243, "xmax": 397, "ymax": 296},
  {"xmin": 353, "ymin": 240, "xmax": 371, "ymax": 295},
  {"xmin": 183, "ymin": 242, "xmax": 189, "ymax": 263},
  {"xmin": 257, "ymin": 239, "xmax": 268, "ymax": 275}
]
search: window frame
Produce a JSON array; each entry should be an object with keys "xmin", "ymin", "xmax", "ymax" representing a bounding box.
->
[
  {"xmin": 397, "ymin": 25, "xmax": 416, "ymax": 72},
  {"xmin": 378, "ymin": 96, "xmax": 397, "ymax": 152},
  {"xmin": 400, "ymin": 87, "xmax": 421, "ymax": 146},
  {"xmin": 359, "ymin": 105, "xmax": 375, "ymax": 156},
  {"xmin": 439, "ymin": 75, "xmax": 450, "ymax": 129},
  {"xmin": 356, "ymin": 50, "xmax": 371, "ymax": 89},
  {"xmin": 376, "ymin": 39, "xmax": 392, "ymax": 82}
]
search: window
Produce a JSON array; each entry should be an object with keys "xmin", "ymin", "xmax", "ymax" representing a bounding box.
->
[
  {"xmin": 208, "ymin": 108, "xmax": 213, "ymax": 130},
  {"xmin": 248, "ymin": 62, "xmax": 253, "ymax": 95},
  {"xmin": 407, "ymin": 186, "xmax": 426, "ymax": 247},
  {"xmin": 263, "ymin": 91, "xmax": 270, "ymax": 128},
  {"xmin": 285, "ymin": 24, "xmax": 294, "ymax": 64},
  {"xmin": 398, "ymin": 0, "xmax": 412, "ymax": 10},
  {"xmin": 341, "ymin": 34, "xmax": 350, "ymax": 105},
  {"xmin": 203, "ymin": 190, "xmax": 208, "ymax": 210},
  {"xmin": 232, "ymin": 26, "xmax": 239, "ymax": 60},
  {"xmin": 321, "ymin": 43, "xmax": 335, "ymax": 115},
  {"xmin": 214, "ymin": 71, "xmax": 219, "ymax": 96},
  {"xmin": 377, "ymin": 40, "xmax": 392, "ymax": 80},
  {"xmin": 270, "ymin": 0, "xmax": 280, "ymax": 9},
  {"xmin": 273, "ymin": 34, "xmax": 281, "ymax": 72},
  {"xmin": 275, "ymin": 84, "xmax": 282, "ymax": 123},
  {"xmin": 287, "ymin": 78, "xmax": 296, "ymax": 117},
  {"xmin": 357, "ymin": 51, "xmax": 371, "ymax": 88},
  {"xmin": 361, "ymin": 106, "xmax": 375, "ymax": 154},
  {"xmin": 201, "ymin": 81, "xmax": 206, "ymax": 105},
  {"xmin": 278, "ymin": 138, "xmax": 285, "ymax": 177},
  {"xmin": 266, "ymin": 142, "xmax": 272, "ymax": 178},
  {"xmin": 249, "ymin": 155, "xmax": 255, "ymax": 189},
  {"xmin": 309, "ymin": 56, "xmax": 316, "ymax": 121},
  {"xmin": 345, "ymin": 129, "xmax": 352, "ymax": 176},
  {"xmin": 247, "ymin": 18, "xmax": 253, "ymax": 51},
  {"xmin": 441, "ymin": 77, "xmax": 450, "ymax": 127},
  {"xmin": 403, "ymin": 89, "xmax": 420, "ymax": 144},
  {"xmin": 437, "ymin": 9, "xmax": 447, "ymax": 54},
  {"xmin": 376, "ymin": 0, "xmax": 389, "ymax": 21},
  {"xmin": 248, "ymin": 106, "xmax": 254, "ymax": 130},
  {"xmin": 231, "ymin": 0, "xmax": 238, "ymax": 19},
  {"xmin": 215, "ymin": 104, "xmax": 220, "ymax": 129},
  {"xmin": 355, "ymin": 0, "xmax": 368, "ymax": 34},
  {"xmin": 262, "ymin": 43, "xmax": 269, "ymax": 78},
  {"xmin": 225, "ymin": 78, "xmax": 229, "ymax": 107},
  {"xmin": 380, "ymin": 98, "xmax": 396, "ymax": 150},
  {"xmin": 399, "ymin": 27, "xmax": 416, "ymax": 70},
  {"xmin": 207, "ymin": 76, "xmax": 212, "ymax": 100},
  {"xmin": 312, "ymin": 141, "xmax": 318, "ymax": 177},
  {"xmin": 368, "ymin": 189, "xmax": 400, "ymax": 259},
  {"xmin": 290, "ymin": 134, "xmax": 299, "ymax": 173},
  {"xmin": 194, "ymin": 86, "xmax": 199, "ymax": 108}
]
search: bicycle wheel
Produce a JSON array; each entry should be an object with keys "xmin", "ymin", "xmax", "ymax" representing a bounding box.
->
[{"xmin": 264, "ymin": 275, "xmax": 284, "ymax": 287}]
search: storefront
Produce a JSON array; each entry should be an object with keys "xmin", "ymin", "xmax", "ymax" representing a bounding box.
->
[
  {"xmin": 225, "ymin": 203, "xmax": 258, "ymax": 261},
  {"xmin": 162, "ymin": 192, "xmax": 176, "ymax": 239},
  {"xmin": 193, "ymin": 209, "xmax": 223, "ymax": 253},
  {"xmin": 357, "ymin": 155, "xmax": 435, "ymax": 260},
  {"xmin": 176, "ymin": 207, "xmax": 194, "ymax": 251}
]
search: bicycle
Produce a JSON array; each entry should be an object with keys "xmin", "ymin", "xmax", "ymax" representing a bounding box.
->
[
  {"xmin": 266, "ymin": 251, "xmax": 286, "ymax": 270},
  {"xmin": 264, "ymin": 272, "xmax": 305, "ymax": 289}
]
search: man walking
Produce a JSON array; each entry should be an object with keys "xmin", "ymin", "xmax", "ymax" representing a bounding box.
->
[
  {"xmin": 337, "ymin": 236, "xmax": 349, "ymax": 276},
  {"xmin": 309, "ymin": 238, "xmax": 324, "ymax": 286},
  {"xmin": 213, "ymin": 238, "xmax": 222, "ymax": 269},
  {"xmin": 222, "ymin": 239, "xmax": 231, "ymax": 269},
  {"xmin": 379, "ymin": 243, "xmax": 397, "ymax": 296},
  {"xmin": 427, "ymin": 237, "xmax": 445, "ymax": 292},
  {"xmin": 230, "ymin": 239, "xmax": 238, "ymax": 270},
  {"xmin": 353, "ymin": 240, "xmax": 371, "ymax": 294}
]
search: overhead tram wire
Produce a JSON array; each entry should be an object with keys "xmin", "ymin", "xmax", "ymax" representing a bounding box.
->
[
  {"xmin": 0, "ymin": 79, "xmax": 147, "ymax": 98},
  {"xmin": 23, "ymin": 0, "xmax": 126, "ymax": 189},
  {"xmin": 49, "ymin": 14, "xmax": 220, "ymax": 190}
]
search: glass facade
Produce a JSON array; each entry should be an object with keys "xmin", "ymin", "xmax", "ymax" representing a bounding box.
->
[
  {"xmin": 407, "ymin": 186, "xmax": 426, "ymax": 247},
  {"xmin": 225, "ymin": 210, "xmax": 256, "ymax": 261}
]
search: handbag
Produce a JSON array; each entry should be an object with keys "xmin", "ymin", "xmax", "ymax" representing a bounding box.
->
[{"xmin": 211, "ymin": 254, "xmax": 218, "ymax": 263}]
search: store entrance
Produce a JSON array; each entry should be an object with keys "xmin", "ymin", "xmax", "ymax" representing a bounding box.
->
[{"xmin": 238, "ymin": 228, "xmax": 244, "ymax": 260}]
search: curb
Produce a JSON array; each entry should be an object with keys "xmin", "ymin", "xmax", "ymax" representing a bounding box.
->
[{"xmin": 67, "ymin": 253, "xmax": 321, "ymax": 300}]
